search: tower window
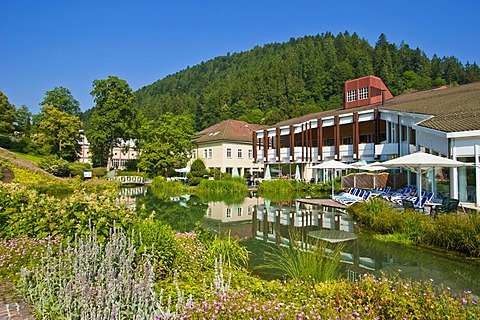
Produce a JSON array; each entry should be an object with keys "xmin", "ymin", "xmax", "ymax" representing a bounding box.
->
[
  {"xmin": 359, "ymin": 87, "xmax": 369, "ymax": 100},
  {"xmin": 347, "ymin": 90, "xmax": 357, "ymax": 102}
]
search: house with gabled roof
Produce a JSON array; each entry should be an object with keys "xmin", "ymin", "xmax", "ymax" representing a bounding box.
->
[
  {"xmin": 191, "ymin": 119, "xmax": 266, "ymax": 177},
  {"xmin": 253, "ymin": 75, "xmax": 480, "ymax": 207}
]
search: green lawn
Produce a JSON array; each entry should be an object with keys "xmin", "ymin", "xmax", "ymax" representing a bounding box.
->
[{"xmin": 12, "ymin": 152, "xmax": 44, "ymax": 164}]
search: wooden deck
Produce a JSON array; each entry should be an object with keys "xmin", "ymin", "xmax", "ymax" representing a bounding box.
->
[{"xmin": 297, "ymin": 198, "xmax": 347, "ymax": 209}]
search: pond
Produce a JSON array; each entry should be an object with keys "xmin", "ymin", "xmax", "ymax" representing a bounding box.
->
[{"xmin": 120, "ymin": 186, "xmax": 480, "ymax": 295}]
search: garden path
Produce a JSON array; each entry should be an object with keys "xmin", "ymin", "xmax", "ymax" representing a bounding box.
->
[{"xmin": 0, "ymin": 281, "xmax": 33, "ymax": 319}]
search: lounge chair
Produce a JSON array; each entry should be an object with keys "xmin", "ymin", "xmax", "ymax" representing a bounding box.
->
[{"xmin": 341, "ymin": 191, "xmax": 372, "ymax": 206}]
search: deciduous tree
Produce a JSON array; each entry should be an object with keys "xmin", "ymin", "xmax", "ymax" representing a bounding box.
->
[
  {"xmin": 0, "ymin": 91, "xmax": 16, "ymax": 134},
  {"xmin": 35, "ymin": 105, "xmax": 82, "ymax": 161},
  {"xmin": 137, "ymin": 113, "xmax": 195, "ymax": 177},
  {"xmin": 40, "ymin": 86, "xmax": 81, "ymax": 115},
  {"xmin": 86, "ymin": 76, "xmax": 139, "ymax": 168}
]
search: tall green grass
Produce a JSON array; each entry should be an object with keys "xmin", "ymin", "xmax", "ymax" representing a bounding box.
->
[
  {"xmin": 258, "ymin": 178, "xmax": 341, "ymax": 200},
  {"xmin": 349, "ymin": 197, "xmax": 480, "ymax": 257},
  {"xmin": 196, "ymin": 178, "xmax": 248, "ymax": 195},
  {"xmin": 257, "ymin": 232, "xmax": 342, "ymax": 283}
]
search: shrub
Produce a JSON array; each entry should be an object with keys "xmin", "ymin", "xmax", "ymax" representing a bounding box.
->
[
  {"xmin": 68, "ymin": 162, "xmax": 91, "ymax": 176},
  {"xmin": 196, "ymin": 178, "xmax": 248, "ymax": 195},
  {"xmin": 0, "ymin": 183, "xmax": 136, "ymax": 241},
  {"xmin": 133, "ymin": 220, "xmax": 177, "ymax": 278},
  {"xmin": 349, "ymin": 198, "xmax": 480, "ymax": 257},
  {"xmin": 258, "ymin": 232, "xmax": 342, "ymax": 284},
  {"xmin": 39, "ymin": 155, "xmax": 70, "ymax": 177},
  {"xmin": 91, "ymin": 166, "xmax": 107, "ymax": 177}
]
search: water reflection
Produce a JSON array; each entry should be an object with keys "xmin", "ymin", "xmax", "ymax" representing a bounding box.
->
[{"xmin": 122, "ymin": 187, "xmax": 480, "ymax": 295}]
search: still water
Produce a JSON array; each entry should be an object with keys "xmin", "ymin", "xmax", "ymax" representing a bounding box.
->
[{"xmin": 120, "ymin": 186, "xmax": 480, "ymax": 295}]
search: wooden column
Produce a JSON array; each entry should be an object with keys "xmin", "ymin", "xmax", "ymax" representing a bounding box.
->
[
  {"xmin": 374, "ymin": 109, "xmax": 380, "ymax": 144},
  {"xmin": 301, "ymin": 124, "xmax": 305, "ymax": 162},
  {"xmin": 353, "ymin": 112, "xmax": 359, "ymax": 160},
  {"xmin": 334, "ymin": 115, "xmax": 340, "ymax": 159},
  {"xmin": 289, "ymin": 125, "xmax": 295, "ymax": 162},
  {"xmin": 309, "ymin": 122, "xmax": 313, "ymax": 162},
  {"xmin": 317, "ymin": 118, "xmax": 323, "ymax": 160},
  {"xmin": 263, "ymin": 129, "xmax": 269, "ymax": 163},
  {"xmin": 252, "ymin": 132, "xmax": 258, "ymax": 163},
  {"xmin": 276, "ymin": 127, "xmax": 281, "ymax": 162}
]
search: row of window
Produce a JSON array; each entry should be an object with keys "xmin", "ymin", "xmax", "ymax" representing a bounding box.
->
[
  {"xmin": 347, "ymin": 87, "xmax": 369, "ymax": 102},
  {"xmin": 111, "ymin": 159, "xmax": 129, "ymax": 168},
  {"xmin": 206, "ymin": 206, "xmax": 254, "ymax": 218},
  {"xmin": 197, "ymin": 148, "xmax": 253, "ymax": 159}
]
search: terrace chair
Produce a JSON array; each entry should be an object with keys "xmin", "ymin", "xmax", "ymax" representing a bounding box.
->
[
  {"xmin": 332, "ymin": 187, "xmax": 354, "ymax": 200},
  {"xmin": 384, "ymin": 187, "xmax": 409, "ymax": 202},
  {"xmin": 391, "ymin": 187, "xmax": 419, "ymax": 204},
  {"xmin": 436, "ymin": 198, "xmax": 460, "ymax": 214},
  {"xmin": 338, "ymin": 189, "xmax": 365, "ymax": 203},
  {"xmin": 430, "ymin": 197, "xmax": 453, "ymax": 218},
  {"xmin": 333, "ymin": 188, "xmax": 361, "ymax": 203},
  {"xmin": 342, "ymin": 191, "xmax": 372, "ymax": 206}
]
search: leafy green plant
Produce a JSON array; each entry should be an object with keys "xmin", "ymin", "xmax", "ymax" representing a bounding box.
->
[
  {"xmin": 91, "ymin": 166, "xmax": 107, "ymax": 177},
  {"xmin": 0, "ymin": 183, "xmax": 136, "ymax": 241},
  {"xmin": 39, "ymin": 154, "xmax": 70, "ymax": 177},
  {"xmin": 349, "ymin": 198, "xmax": 480, "ymax": 257},
  {"xmin": 133, "ymin": 219, "xmax": 177, "ymax": 278}
]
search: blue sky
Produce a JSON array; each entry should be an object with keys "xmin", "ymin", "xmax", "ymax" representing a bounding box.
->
[{"xmin": 1, "ymin": 0, "xmax": 479, "ymax": 115}]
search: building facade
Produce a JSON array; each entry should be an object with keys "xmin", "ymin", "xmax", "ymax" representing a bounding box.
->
[
  {"xmin": 253, "ymin": 76, "xmax": 480, "ymax": 207},
  {"xmin": 78, "ymin": 130, "xmax": 140, "ymax": 169},
  {"xmin": 191, "ymin": 119, "xmax": 266, "ymax": 177}
]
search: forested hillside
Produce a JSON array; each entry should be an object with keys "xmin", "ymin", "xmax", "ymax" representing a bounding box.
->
[{"xmin": 135, "ymin": 32, "xmax": 480, "ymax": 130}]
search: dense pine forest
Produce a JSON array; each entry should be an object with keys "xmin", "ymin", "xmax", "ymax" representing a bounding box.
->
[{"xmin": 135, "ymin": 32, "xmax": 480, "ymax": 130}]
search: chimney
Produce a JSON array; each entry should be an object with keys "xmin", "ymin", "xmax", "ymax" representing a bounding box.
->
[{"xmin": 381, "ymin": 90, "xmax": 386, "ymax": 106}]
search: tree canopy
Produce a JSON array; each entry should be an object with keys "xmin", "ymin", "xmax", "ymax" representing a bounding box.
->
[
  {"xmin": 136, "ymin": 113, "xmax": 195, "ymax": 177},
  {"xmin": 33, "ymin": 105, "xmax": 82, "ymax": 161},
  {"xmin": 40, "ymin": 86, "xmax": 81, "ymax": 115},
  {"xmin": 134, "ymin": 32, "xmax": 480, "ymax": 130},
  {"xmin": 0, "ymin": 90, "xmax": 16, "ymax": 135},
  {"xmin": 86, "ymin": 76, "xmax": 140, "ymax": 167}
]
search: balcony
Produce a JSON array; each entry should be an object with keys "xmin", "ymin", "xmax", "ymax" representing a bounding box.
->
[{"xmin": 256, "ymin": 142, "xmax": 399, "ymax": 164}]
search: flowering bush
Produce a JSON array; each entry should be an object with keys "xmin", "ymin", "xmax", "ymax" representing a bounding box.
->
[
  {"xmin": 0, "ymin": 183, "xmax": 136, "ymax": 241},
  {"xmin": 0, "ymin": 236, "xmax": 59, "ymax": 280}
]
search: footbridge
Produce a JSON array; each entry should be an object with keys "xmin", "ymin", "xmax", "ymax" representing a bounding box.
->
[{"xmin": 107, "ymin": 176, "xmax": 146, "ymax": 185}]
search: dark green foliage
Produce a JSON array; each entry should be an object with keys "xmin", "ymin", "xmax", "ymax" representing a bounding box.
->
[
  {"xmin": 136, "ymin": 113, "xmax": 194, "ymax": 177},
  {"xmin": 187, "ymin": 159, "xmax": 209, "ymax": 185},
  {"xmin": 0, "ymin": 91, "xmax": 16, "ymax": 134},
  {"xmin": 68, "ymin": 162, "xmax": 91, "ymax": 176},
  {"xmin": 134, "ymin": 32, "xmax": 480, "ymax": 130},
  {"xmin": 190, "ymin": 158, "xmax": 206, "ymax": 171},
  {"xmin": 86, "ymin": 76, "xmax": 140, "ymax": 167}
]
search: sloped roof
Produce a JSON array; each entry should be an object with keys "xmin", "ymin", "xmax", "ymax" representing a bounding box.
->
[
  {"xmin": 268, "ymin": 81, "xmax": 480, "ymax": 134},
  {"xmin": 380, "ymin": 82, "xmax": 480, "ymax": 133},
  {"xmin": 273, "ymin": 104, "xmax": 376, "ymax": 127},
  {"xmin": 194, "ymin": 119, "xmax": 267, "ymax": 144}
]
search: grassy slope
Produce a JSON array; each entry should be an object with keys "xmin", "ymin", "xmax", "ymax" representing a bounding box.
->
[{"xmin": 0, "ymin": 147, "xmax": 55, "ymax": 180}]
